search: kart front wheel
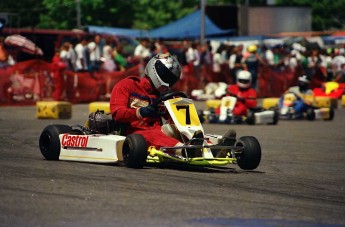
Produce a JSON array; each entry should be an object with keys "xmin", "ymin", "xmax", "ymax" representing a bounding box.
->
[
  {"xmin": 122, "ymin": 134, "xmax": 148, "ymax": 169},
  {"xmin": 39, "ymin": 124, "xmax": 72, "ymax": 160},
  {"xmin": 235, "ymin": 136, "xmax": 261, "ymax": 170}
]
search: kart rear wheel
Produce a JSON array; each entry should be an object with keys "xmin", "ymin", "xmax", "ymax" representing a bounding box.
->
[
  {"xmin": 122, "ymin": 134, "xmax": 148, "ymax": 169},
  {"xmin": 271, "ymin": 109, "xmax": 279, "ymax": 125},
  {"xmin": 306, "ymin": 108, "xmax": 315, "ymax": 121},
  {"xmin": 246, "ymin": 110, "xmax": 255, "ymax": 125},
  {"xmin": 197, "ymin": 110, "xmax": 205, "ymax": 124},
  {"xmin": 39, "ymin": 124, "xmax": 72, "ymax": 160},
  {"xmin": 325, "ymin": 108, "xmax": 334, "ymax": 121},
  {"xmin": 236, "ymin": 136, "xmax": 261, "ymax": 170}
]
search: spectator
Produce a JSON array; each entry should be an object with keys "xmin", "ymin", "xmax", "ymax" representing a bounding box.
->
[
  {"xmin": 87, "ymin": 34, "xmax": 103, "ymax": 73},
  {"xmin": 212, "ymin": 44, "xmax": 226, "ymax": 82},
  {"xmin": 242, "ymin": 44, "xmax": 262, "ymax": 90},
  {"xmin": 134, "ymin": 37, "xmax": 151, "ymax": 77},
  {"xmin": 191, "ymin": 41, "xmax": 201, "ymax": 79},
  {"xmin": 74, "ymin": 36, "xmax": 89, "ymax": 72},
  {"xmin": 200, "ymin": 41, "xmax": 213, "ymax": 85},
  {"xmin": 59, "ymin": 41, "xmax": 76, "ymax": 71},
  {"xmin": 101, "ymin": 36, "xmax": 116, "ymax": 72},
  {"xmin": 185, "ymin": 40, "xmax": 197, "ymax": 74},
  {"xmin": 228, "ymin": 44, "xmax": 244, "ymax": 84},
  {"xmin": 113, "ymin": 44, "xmax": 128, "ymax": 71},
  {"xmin": 134, "ymin": 37, "xmax": 151, "ymax": 61},
  {"xmin": 51, "ymin": 48, "xmax": 67, "ymax": 101},
  {"xmin": 332, "ymin": 50, "xmax": 345, "ymax": 83}
]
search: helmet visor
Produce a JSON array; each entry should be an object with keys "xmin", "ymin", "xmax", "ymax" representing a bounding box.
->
[
  {"xmin": 154, "ymin": 60, "xmax": 179, "ymax": 87},
  {"xmin": 238, "ymin": 79, "xmax": 250, "ymax": 84}
]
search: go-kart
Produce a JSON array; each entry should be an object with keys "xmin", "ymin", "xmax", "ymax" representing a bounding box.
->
[
  {"xmin": 39, "ymin": 91, "xmax": 261, "ymax": 170},
  {"xmin": 277, "ymin": 92, "xmax": 334, "ymax": 121},
  {"xmin": 198, "ymin": 96, "xmax": 279, "ymax": 125}
]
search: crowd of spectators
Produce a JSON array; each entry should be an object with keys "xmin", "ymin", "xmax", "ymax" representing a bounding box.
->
[
  {"xmin": 2, "ymin": 33, "xmax": 345, "ymax": 97},
  {"xmin": 175, "ymin": 39, "xmax": 345, "ymax": 91}
]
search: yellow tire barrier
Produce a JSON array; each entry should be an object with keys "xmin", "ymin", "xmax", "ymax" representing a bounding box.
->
[
  {"xmin": 262, "ymin": 98, "xmax": 280, "ymax": 110},
  {"xmin": 36, "ymin": 101, "xmax": 72, "ymax": 119},
  {"xmin": 313, "ymin": 97, "xmax": 337, "ymax": 109},
  {"xmin": 89, "ymin": 101, "xmax": 110, "ymax": 114}
]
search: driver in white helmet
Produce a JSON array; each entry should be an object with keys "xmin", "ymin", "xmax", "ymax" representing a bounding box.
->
[{"xmin": 219, "ymin": 70, "xmax": 257, "ymax": 119}]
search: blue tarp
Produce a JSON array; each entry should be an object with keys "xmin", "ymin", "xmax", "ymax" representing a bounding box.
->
[
  {"xmin": 86, "ymin": 25, "xmax": 148, "ymax": 38},
  {"xmin": 148, "ymin": 10, "xmax": 235, "ymax": 39},
  {"xmin": 86, "ymin": 9, "xmax": 235, "ymax": 40}
]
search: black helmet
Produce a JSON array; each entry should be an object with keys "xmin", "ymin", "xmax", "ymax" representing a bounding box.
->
[
  {"xmin": 88, "ymin": 110, "xmax": 114, "ymax": 134},
  {"xmin": 298, "ymin": 75, "xmax": 310, "ymax": 91}
]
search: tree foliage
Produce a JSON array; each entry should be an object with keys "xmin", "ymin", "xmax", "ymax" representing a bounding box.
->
[
  {"xmin": 0, "ymin": 0, "xmax": 344, "ymax": 31},
  {"xmin": 275, "ymin": 0, "xmax": 345, "ymax": 31}
]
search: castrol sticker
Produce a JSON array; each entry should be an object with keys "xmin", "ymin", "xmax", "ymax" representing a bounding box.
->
[{"xmin": 61, "ymin": 134, "xmax": 89, "ymax": 147}]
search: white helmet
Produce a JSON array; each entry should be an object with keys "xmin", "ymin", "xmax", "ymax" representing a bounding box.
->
[
  {"xmin": 237, "ymin": 70, "xmax": 252, "ymax": 89},
  {"xmin": 145, "ymin": 53, "xmax": 181, "ymax": 90}
]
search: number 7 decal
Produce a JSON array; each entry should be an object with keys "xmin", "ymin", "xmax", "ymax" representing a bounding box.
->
[{"xmin": 176, "ymin": 105, "xmax": 191, "ymax": 125}]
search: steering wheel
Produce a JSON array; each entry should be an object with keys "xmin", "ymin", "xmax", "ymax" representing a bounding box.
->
[{"xmin": 151, "ymin": 91, "xmax": 188, "ymax": 107}]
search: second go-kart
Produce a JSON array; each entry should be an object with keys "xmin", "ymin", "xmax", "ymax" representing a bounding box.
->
[
  {"xmin": 39, "ymin": 91, "xmax": 262, "ymax": 170},
  {"xmin": 198, "ymin": 96, "xmax": 279, "ymax": 125}
]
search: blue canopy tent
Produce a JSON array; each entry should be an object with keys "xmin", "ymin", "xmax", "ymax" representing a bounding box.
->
[
  {"xmin": 148, "ymin": 9, "xmax": 235, "ymax": 40},
  {"xmin": 86, "ymin": 10, "xmax": 235, "ymax": 40}
]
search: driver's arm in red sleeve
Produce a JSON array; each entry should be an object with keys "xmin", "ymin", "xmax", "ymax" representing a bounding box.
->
[
  {"xmin": 110, "ymin": 81, "xmax": 141, "ymax": 123},
  {"xmin": 244, "ymin": 88, "xmax": 257, "ymax": 108},
  {"xmin": 226, "ymin": 84, "xmax": 238, "ymax": 96}
]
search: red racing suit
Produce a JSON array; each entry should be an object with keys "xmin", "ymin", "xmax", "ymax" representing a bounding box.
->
[
  {"xmin": 110, "ymin": 76, "xmax": 179, "ymax": 149},
  {"xmin": 224, "ymin": 84, "xmax": 257, "ymax": 116},
  {"xmin": 51, "ymin": 54, "xmax": 66, "ymax": 101}
]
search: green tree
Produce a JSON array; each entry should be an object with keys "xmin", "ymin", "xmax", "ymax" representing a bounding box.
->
[
  {"xmin": 1, "ymin": 0, "xmax": 345, "ymax": 31},
  {"xmin": 0, "ymin": 0, "xmax": 43, "ymax": 28},
  {"xmin": 131, "ymin": 0, "xmax": 198, "ymax": 30},
  {"xmin": 275, "ymin": 0, "xmax": 345, "ymax": 31}
]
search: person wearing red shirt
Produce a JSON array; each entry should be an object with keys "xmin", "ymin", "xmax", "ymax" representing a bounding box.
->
[
  {"xmin": 51, "ymin": 49, "xmax": 67, "ymax": 101},
  {"xmin": 226, "ymin": 70, "xmax": 257, "ymax": 117},
  {"xmin": 111, "ymin": 53, "xmax": 203, "ymax": 156},
  {"xmin": 110, "ymin": 53, "xmax": 237, "ymax": 158}
]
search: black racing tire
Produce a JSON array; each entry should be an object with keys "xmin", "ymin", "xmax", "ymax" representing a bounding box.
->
[
  {"xmin": 122, "ymin": 134, "xmax": 148, "ymax": 169},
  {"xmin": 236, "ymin": 136, "xmax": 261, "ymax": 170},
  {"xmin": 39, "ymin": 124, "xmax": 72, "ymax": 160},
  {"xmin": 306, "ymin": 108, "xmax": 315, "ymax": 121},
  {"xmin": 325, "ymin": 108, "xmax": 335, "ymax": 121},
  {"xmin": 246, "ymin": 110, "xmax": 256, "ymax": 125},
  {"xmin": 197, "ymin": 110, "xmax": 205, "ymax": 124},
  {"xmin": 208, "ymin": 113, "xmax": 219, "ymax": 124},
  {"xmin": 269, "ymin": 109, "xmax": 279, "ymax": 125}
]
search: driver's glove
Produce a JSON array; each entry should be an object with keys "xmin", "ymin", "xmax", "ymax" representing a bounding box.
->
[
  {"xmin": 139, "ymin": 105, "xmax": 159, "ymax": 118},
  {"xmin": 237, "ymin": 96, "xmax": 246, "ymax": 103}
]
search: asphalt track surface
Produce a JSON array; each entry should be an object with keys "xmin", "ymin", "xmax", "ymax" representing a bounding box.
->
[{"xmin": 0, "ymin": 101, "xmax": 345, "ymax": 227}]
